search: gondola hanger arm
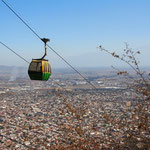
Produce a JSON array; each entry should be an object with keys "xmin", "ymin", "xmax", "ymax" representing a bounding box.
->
[{"xmin": 41, "ymin": 38, "xmax": 50, "ymax": 60}]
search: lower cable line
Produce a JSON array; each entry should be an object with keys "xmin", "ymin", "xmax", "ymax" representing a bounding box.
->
[{"xmin": 0, "ymin": 41, "xmax": 30, "ymax": 64}]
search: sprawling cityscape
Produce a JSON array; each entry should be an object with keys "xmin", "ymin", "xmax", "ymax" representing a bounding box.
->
[{"xmin": 0, "ymin": 66, "xmax": 149, "ymax": 149}]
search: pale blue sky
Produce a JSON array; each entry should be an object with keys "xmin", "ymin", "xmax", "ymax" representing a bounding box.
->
[{"xmin": 0, "ymin": 0, "xmax": 150, "ymax": 68}]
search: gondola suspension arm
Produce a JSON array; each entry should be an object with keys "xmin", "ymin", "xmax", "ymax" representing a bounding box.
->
[{"xmin": 41, "ymin": 38, "xmax": 50, "ymax": 60}]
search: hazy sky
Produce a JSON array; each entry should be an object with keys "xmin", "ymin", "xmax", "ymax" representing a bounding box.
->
[{"xmin": 0, "ymin": 0, "xmax": 150, "ymax": 68}]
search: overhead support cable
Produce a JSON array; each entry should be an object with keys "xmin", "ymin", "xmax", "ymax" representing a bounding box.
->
[
  {"xmin": 46, "ymin": 44, "xmax": 97, "ymax": 89},
  {"xmin": 1, "ymin": 0, "xmax": 41, "ymax": 40},
  {"xmin": 1, "ymin": 0, "xmax": 97, "ymax": 90}
]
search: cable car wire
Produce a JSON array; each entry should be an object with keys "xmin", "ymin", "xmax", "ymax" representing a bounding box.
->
[
  {"xmin": 47, "ymin": 43, "xmax": 97, "ymax": 89},
  {"xmin": 1, "ymin": 0, "xmax": 41, "ymax": 40},
  {"xmin": 1, "ymin": 0, "xmax": 97, "ymax": 90},
  {"xmin": 0, "ymin": 41, "xmax": 30, "ymax": 64}
]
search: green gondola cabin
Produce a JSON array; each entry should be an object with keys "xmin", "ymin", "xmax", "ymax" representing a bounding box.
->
[
  {"xmin": 28, "ymin": 38, "xmax": 51, "ymax": 81},
  {"xmin": 28, "ymin": 59, "xmax": 51, "ymax": 81}
]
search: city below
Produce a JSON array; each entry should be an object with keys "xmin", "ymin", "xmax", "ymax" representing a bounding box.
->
[{"xmin": 0, "ymin": 65, "xmax": 149, "ymax": 149}]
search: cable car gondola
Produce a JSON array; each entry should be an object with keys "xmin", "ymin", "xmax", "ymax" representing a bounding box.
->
[{"xmin": 28, "ymin": 38, "xmax": 51, "ymax": 81}]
